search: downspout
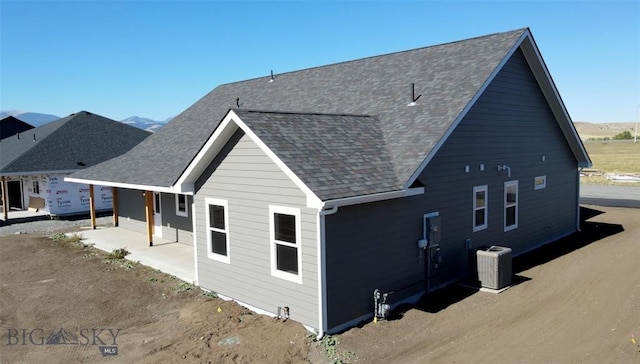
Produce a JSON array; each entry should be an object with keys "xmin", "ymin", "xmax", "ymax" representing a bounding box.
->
[
  {"xmin": 191, "ymin": 197, "xmax": 199, "ymax": 285},
  {"xmin": 316, "ymin": 205, "xmax": 339, "ymax": 339},
  {"xmin": 576, "ymin": 168, "xmax": 583, "ymax": 232}
]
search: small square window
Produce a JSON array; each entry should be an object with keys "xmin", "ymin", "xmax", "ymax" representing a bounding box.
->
[
  {"xmin": 534, "ymin": 176, "xmax": 546, "ymax": 190},
  {"xmin": 274, "ymin": 213, "xmax": 296, "ymax": 243},
  {"xmin": 175, "ymin": 194, "xmax": 188, "ymax": 217}
]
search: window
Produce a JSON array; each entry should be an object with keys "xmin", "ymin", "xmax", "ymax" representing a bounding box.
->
[
  {"xmin": 534, "ymin": 176, "xmax": 546, "ymax": 190},
  {"xmin": 175, "ymin": 194, "xmax": 188, "ymax": 217},
  {"xmin": 32, "ymin": 179, "xmax": 40, "ymax": 194},
  {"xmin": 504, "ymin": 181, "xmax": 518, "ymax": 231},
  {"xmin": 473, "ymin": 185, "xmax": 488, "ymax": 231},
  {"xmin": 205, "ymin": 198, "xmax": 229, "ymax": 263},
  {"xmin": 269, "ymin": 205, "xmax": 302, "ymax": 283}
]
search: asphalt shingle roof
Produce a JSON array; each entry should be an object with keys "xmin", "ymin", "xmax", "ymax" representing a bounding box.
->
[
  {"xmin": 233, "ymin": 109, "xmax": 397, "ymax": 200},
  {"xmin": 0, "ymin": 111, "xmax": 151, "ymax": 175},
  {"xmin": 69, "ymin": 29, "xmax": 529, "ymax": 199},
  {"xmin": 0, "ymin": 116, "xmax": 34, "ymax": 140}
]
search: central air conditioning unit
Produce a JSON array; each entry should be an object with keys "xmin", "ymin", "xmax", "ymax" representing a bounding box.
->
[{"xmin": 476, "ymin": 246, "xmax": 512, "ymax": 290}]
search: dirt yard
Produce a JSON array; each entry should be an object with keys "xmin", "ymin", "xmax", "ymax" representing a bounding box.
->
[{"xmin": 1, "ymin": 205, "xmax": 640, "ymax": 363}]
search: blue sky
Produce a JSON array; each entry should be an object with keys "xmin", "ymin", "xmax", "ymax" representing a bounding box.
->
[{"xmin": 1, "ymin": 1, "xmax": 638, "ymax": 122}]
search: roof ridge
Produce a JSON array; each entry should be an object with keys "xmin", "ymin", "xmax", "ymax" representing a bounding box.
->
[
  {"xmin": 232, "ymin": 108, "xmax": 374, "ymax": 118},
  {"xmin": 217, "ymin": 28, "xmax": 529, "ymax": 88}
]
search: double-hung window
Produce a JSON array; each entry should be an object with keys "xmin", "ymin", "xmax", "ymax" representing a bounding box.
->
[
  {"xmin": 504, "ymin": 181, "xmax": 518, "ymax": 231},
  {"xmin": 473, "ymin": 185, "xmax": 488, "ymax": 231},
  {"xmin": 205, "ymin": 198, "xmax": 230, "ymax": 263},
  {"xmin": 269, "ymin": 205, "xmax": 302, "ymax": 283},
  {"xmin": 176, "ymin": 194, "xmax": 188, "ymax": 217}
]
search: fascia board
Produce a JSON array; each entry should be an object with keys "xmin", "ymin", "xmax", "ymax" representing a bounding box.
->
[
  {"xmin": 321, "ymin": 187, "xmax": 424, "ymax": 209},
  {"xmin": 403, "ymin": 30, "xmax": 530, "ymax": 190},
  {"xmin": 1, "ymin": 169, "xmax": 79, "ymax": 177},
  {"xmin": 63, "ymin": 176, "xmax": 187, "ymax": 194}
]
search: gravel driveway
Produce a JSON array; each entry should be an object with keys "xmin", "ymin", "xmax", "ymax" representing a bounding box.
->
[{"xmin": 0, "ymin": 214, "xmax": 113, "ymax": 236}]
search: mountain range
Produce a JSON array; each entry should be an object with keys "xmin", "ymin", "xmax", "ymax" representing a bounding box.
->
[{"xmin": 0, "ymin": 110, "xmax": 171, "ymax": 133}]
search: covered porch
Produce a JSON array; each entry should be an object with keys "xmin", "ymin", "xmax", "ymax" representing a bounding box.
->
[{"xmin": 76, "ymin": 226, "xmax": 196, "ymax": 284}]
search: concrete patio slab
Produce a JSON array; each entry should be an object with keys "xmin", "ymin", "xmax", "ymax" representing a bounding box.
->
[{"xmin": 73, "ymin": 226, "xmax": 196, "ymax": 284}]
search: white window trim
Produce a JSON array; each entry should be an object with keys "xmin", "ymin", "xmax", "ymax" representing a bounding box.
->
[
  {"xmin": 473, "ymin": 185, "xmax": 488, "ymax": 232},
  {"xmin": 534, "ymin": 175, "xmax": 547, "ymax": 190},
  {"xmin": 269, "ymin": 205, "xmax": 303, "ymax": 284},
  {"xmin": 504, "ymin": 180, "xmax": 518, "ymax": 232},
  {"xmin": 175, "ymin": 194, "xmax": 189, "ymax": 217},
  {"xmin": 204, "ymin": 197, "xmax": 230, "ymax": 264}
]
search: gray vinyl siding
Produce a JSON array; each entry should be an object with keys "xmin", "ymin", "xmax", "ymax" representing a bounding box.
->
[
  {"xmin": 324, "ymin": 197, "xmax": 426, "ymax": 330},
  {"xmin": 194, "ymin": 129, "xmax": 318, "ymax": 329},
  {"xmin": 158, "ymin": 193, "xmax": 193, "ymax": 245},
  {"xmin": 117, "ymin": 188, "xmax": 146, "ymax": 228},
  {"xmin": 116, "ymin": 188, "xmax": 193, "ymax": 244},
  {"xmin": 422, "ymin": 48, "xmax": 579, "ymax": 260},
  {"xmin": 324, "ymin": 48, "xmax": 580, "ymax": 331}
]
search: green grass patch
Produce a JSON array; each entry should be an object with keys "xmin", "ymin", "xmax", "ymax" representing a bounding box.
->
[
  {"xmin": 49, "ymin": 233, "xmax": 92, "ymax": 248},
  {"xmin": 315, "ymin": 334, "xmax": 356, "ymax": 364},
  {"xmin": 202, "ymin": 290, "xmax": 218, "ymax": 298},
  {"xmin": 176, "ymin": 281, "xmax": 196, "ymax": 293},
  {"xmin": 583, "ymin": 141, "xmax": 640, "ymax": 173},
  {"xmin": 105, "ymin": 248, "xmax": 130, "ymax": 260},
  {"xmin": 102, "ymin": 247, "xmax": 137, "ymax": 270}
]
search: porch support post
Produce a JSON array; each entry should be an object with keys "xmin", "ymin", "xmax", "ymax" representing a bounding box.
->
[
  {"xmin": 145, "ymin": 190, "xmax": 154, "ymax": 247},
  {"xmin": 89, "ymin": 184, "xmax": 96, "ymax": 229},
  {"xmin": 1, "ymin": 176, "xmax": 8, "ymax": 220},
  {"xmin": 111, "ymin": 187, "xmax": 119, "ymax": 227}
]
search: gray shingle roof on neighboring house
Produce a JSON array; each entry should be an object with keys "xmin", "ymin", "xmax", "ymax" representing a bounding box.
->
[
  {"xmin": 69, "ymin": 28, "xmax": 587, "ymax": 200},
  {"xmin": 0, "ymin": 116, "xmax": 34, "ymax": 140},
  {"xmin": 0, "ymin": 111, "xmax": 151, "ymax": 175}
]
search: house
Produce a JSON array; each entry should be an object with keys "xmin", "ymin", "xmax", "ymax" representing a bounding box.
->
[
  {"xmin": 0, "ymin": 116, "xmax": 35, "ymax": 140},
  {"xmin": 66, "ymin": 28, "xmax": 591, "ymax": 335},
  {"xmin": 0, "ymin": 111, "xmax": 151, "ymax": 219}
]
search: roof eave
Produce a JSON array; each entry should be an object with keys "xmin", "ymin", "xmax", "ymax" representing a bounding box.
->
[
  {"xmin": 1, "ymin": 169, "xmax": 80, "ymax": 177},
  {"xmin": 321, "ymin": 187, "xmax": 425, "ymax": 209},
  {"xmin": 64, "ymin": 176, "xmax": 191, "ymax": 194}
]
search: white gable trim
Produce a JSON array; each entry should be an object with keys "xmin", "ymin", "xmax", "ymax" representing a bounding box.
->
[
  {"xmin": 175, "ymin": 110, "xmax": 323, "ymax": 209},
  {"xmin": 404, "ymin": 31, "xmax": 530, "ymax": 190}
]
